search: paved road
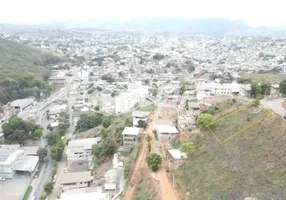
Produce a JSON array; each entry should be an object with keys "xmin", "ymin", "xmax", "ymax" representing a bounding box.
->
[
  {"xmin": 261, "ymin": 98, "xmax": 286, "ymax": 117},
  {"xmin": 28, "ymin": 79, "xmax": 74, "ymax": 200}
]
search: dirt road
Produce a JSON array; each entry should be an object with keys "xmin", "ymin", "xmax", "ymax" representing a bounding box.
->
[{"xmin": 124, "ymin": 107, "xmax": 180, "ymax": 200}]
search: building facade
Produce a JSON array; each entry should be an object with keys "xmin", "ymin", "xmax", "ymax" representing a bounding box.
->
[{"xmin": 122, "ymin": 127, "xmax": 141, "ymax": 148}]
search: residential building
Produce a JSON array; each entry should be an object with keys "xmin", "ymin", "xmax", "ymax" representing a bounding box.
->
[
  {"xmin": 60, "ymin": 171, "xmax": 92, "ymax": 191},
  {"xmin": 122, "ymin": 127, "xmax": 141, "ymax": 148},
  {"xmin": 66, "ymin": 138, "xmax": 101, "ymax": 164},
  {"xmin": 168, "ymin": 149, "xmax": 187, "ymax": 164},
  {"xmin": 132, "ymin": 111, "xmax": 150, "ymax": 127},
  {"xmin": 115, "ymin": 91, "xmax": 139, "ymax": 114}
]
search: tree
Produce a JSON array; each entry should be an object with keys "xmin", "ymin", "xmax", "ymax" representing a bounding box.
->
[
  {"xmin": 180, "ymin": 142, "xmax": 195, "ymax": 153},
  {"xmin": 253, "ymin": 99, "xmax": 260, "ymax": 106},
  {"xmin": 124, "ymin": 118, "xmax": 133, "ymax": 127},
  {"xmin": 279, "ymin": 80, "xmax": 286, "ymax": 95},
  {"xmin": 75, "ymin": 113, "xmax": 104, "ymax": 132},
  {"xmin": 146, "ymin": 153, "xmax": 162, "ymax": 172},
  {"xmin": 250, "ymin": 82, "xmax": 262, "ymax": 98},
  {"xmin": 2, "ymin": 116, "xmax": 31, "ymax": 143},
  {"xmin": 137, "ymin": 119, "xmax": 146, "ymax": 128},
  {"xmin": 196, "ymin": 114, "xmax": 214, "ymax": 128},
  {"xmin": 92, "ymin": 138, "xmax": 117, "ymax": 165},
  {"xmin": 46, "ymin": 132, "xmax": 61, "ymax": 146},
  {"xmin": 179, "ymin": 82, "xmax": 186, "ymax": 95},
  {"xmin": 102, "ymin": 116, "xmax": 112, "ymax": 128},
  {"xmin": 44, "ymin": 182, "xmax": 54, "ymax": 195},
  {"xmin": 261, "ymin": 83, "xmax": 271, "ymax": 96},
  {"xmin": 152, "ymin": 89, "xmax": 158, "ymax": 97},
  {"xmin": 50, "ymin": 142, "xmax": 65, "ymax": 161},
  {"xmin": 57, "ymin": 112, "xmax": 70, "ymax": 135},
  {"xmin": 37, "ymin": 148, "xmax": 48, "ymax": 162},
  {"xmin": 95, "ymin": 105, "xmax": 100, "ymax": 111},
  {"xmin": 31, "ymin": 128, "xmax": 43, "ymax": 139}
]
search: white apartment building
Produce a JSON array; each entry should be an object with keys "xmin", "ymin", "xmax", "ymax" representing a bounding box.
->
[
  {"xmin": 115, "ymin": 92, "xmax": 140, "ymax": 114},
  {"xmin": 66, "ymin": 137, "xmax": 101, "ymax": 164}
]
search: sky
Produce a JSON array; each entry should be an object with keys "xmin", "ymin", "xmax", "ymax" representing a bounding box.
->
[{"xmin": 0, "ymin": 0, "xmax": 285, "ymax": 27}]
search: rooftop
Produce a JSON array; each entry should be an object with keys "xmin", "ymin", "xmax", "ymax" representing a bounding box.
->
[
  {"xmin": 14, "ymin": 156, "xmax": 39, "ymax": 172},
  {"xmin": 122, "ymin": 127, "xmax": 141, "ymax": 136},
  {"xmin": 0, "ymin": 149, "xmax": 24, "ymax": 165},
  {"xmin": 156, "ymin": 125, "xmax": 179, "ymax": 134},
  {"xmin": 61, "ymin": 171, "xmax": 91, "ymax": 184},
  {"xmin": 68, "ymin": 137, "xmax": 101, "ymax": 150},
  {"xmin": 168, "ymin": 149, "xmax": 187, "ymax": 160},
  {"xmin": 132, "ymin": 111, "xmax": 150, "ymax": 118},
  {"xmin": 10, "ymin": 98, "xmax": 34, "ymax": 108}
]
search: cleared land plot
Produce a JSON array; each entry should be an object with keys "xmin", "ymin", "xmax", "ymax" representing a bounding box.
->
[{"xmin": 208, "ymin": 103, "xmax": 271, "ymax": 143}]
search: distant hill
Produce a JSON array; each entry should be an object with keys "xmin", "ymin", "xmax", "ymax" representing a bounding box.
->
[
  {"xmin": 0, "ymin": 38, "xmax": 63, "ymax": 105},
  {"xmin": 29, "ymin": 18, "xmax": 286, "ymax": 36}
]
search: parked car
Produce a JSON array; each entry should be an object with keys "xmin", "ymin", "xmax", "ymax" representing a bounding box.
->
[{"xmin": 0, "ymin": 177, "xmax": 5, "ymax": 181}]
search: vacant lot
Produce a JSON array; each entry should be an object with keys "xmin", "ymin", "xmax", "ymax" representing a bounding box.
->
[
  {"xmin": 176, "ymin": 114, "xmax": 286, "ymax": 200},
  {"xmin": 132, "ymin": 168, "xmax": 160, "ymax": 200},
  {"xmin": 209, "ymin": 104, "xmax": 270, "ymax": 143}
]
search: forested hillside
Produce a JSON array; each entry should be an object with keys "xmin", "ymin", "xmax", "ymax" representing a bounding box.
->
[{"xmin": 0, "ymin": 38, "xmax": 63, "ymax": 105}]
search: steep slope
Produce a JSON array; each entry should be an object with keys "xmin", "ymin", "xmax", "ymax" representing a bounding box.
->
[
  {"xmin": 176, "ymin": 114, "xmax": 286, "ymax": 200},
  {"xmin": 0, "ymin": 38, "xmax": 63, "ymax": 105}
]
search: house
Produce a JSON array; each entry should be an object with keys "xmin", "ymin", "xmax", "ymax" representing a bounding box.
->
[
  {"xmin": 155, "ymin": 125, "xmax": 179, "ymax": 137},
  {"xmin": 115, "ymin": 91, "xmax": 140, "ymax": 114},
  {"xmin": 10, "ymin": 98, "xmax": 35, "ymax": 112},
  {"xmin": 21, "ymin": 146, "xmax": 39, "ymax": 156},
  {"xmin": 60, "ymin": 171, "xmax": 92, "ymax": 191},
  {"xmin": 168, "ymin": 149, "xmax": 187, "ymax": 164},
  {"xmin": 132, "ymin": 111, "xmax": 150, "ymax": 127},
  {"xmin": 60, "ymin": 190, "xmax": 110, "ymax": 200},
  {"xmin": 48, "ymin": 104, "xmax": 68, "ymax": 120},
  {"xmin": 270, "ymin": 84, "xmax": 280, "ymax": 98},
  {"xmin": 122, "ymin": 127, "xmax": 141, "ymax": 148},
  {"xmin": 66, "ymin": 137, "xmax": 101, "ymax": 164}
]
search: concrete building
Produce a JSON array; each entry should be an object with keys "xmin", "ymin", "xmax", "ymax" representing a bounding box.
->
[
  {"xmin": 66, "ymin": 138, "xmax": 101, "ymax": 164},
  {"xmin": 115, "ymin": 91, "xmax": 139, "ymax": 114},
  {"xmin": 0, "ymin": 149, "xmax": 39, "ymax": 179},
  {"xmin": 10, "ymin": 98, "xmax": 34, "ymax": 112},
  {"xmin": 122, "ymin": 127, "xmax": 141, "ymax": 148},
  {"xmin": 155, "ymin": 125, "xmax": 179, "ymax": 137},
  {"xmin": 132, "ymin": 111, "xmax": 150, "ymax": 127},
  {"xmin": 60, "ymin": 171, "xmax": 92, "ymax": 191},
  {"xmin": 168, "ymin": 149, "xmax": 187, "ymax": 164}
]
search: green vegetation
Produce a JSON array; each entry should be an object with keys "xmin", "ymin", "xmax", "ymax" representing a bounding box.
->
[
  {"xmin": 133, "ymin": 168, "xmax": 159, "ymax": 200},
  {"xmin": 92, "ymin": 138, "xmax": 117, "ymax": 165},
  {"xmin": 2, "ymin": 116, "xmax": 42, "ymax": 144},
  {"xmin": 170, "ymin": 139, "xmax": 181, "ymax": 149},
  {"xmin": 146, "ymin": 153, "xmax": 162, "ymax": 172},
  {"xmin": 250, "ymin": 82, "xmax": 271, "ymax": 99},
  {"xmin": 46, "ymin": 132, "xmax": 65, "ymax": 161},
  {"xmin": 280, "ymin": 80, "xmax": 286, "ymax": 95},
  {"xmin": 0, "ymin": 38, "xmax": 63, "ymax": 105},
  {"xmin": 248, "ymin": 73, "xmax": 286, "ymax": 84},
  {"xmin": 44, "ymin": 182, "xmax": 54, "ymax": 195},
  {"xmin": 57, "ymin": 112, "xmax": 70, "ymax": 135},
  {"xmin": 180, "ymin": 142, "xmax": 195, "ymax": 153},
  {"xmin": 124, "ymin": 144, "xmax": 141, "ymax": 180},
  {"xmin": 37, "ymin": 147, "xmax": 48, "ymax": 162},
  {"xmin": 176, "ymin": 110, "xmax": 286, "ymax": 200},
  {"xmin": 75, "ymin": 112, "xmax": 104, "ymax": 132},
  {"xmin": 209, "ymin": 105, "xmax": 268, "ymax": 142},
  {"xmin": 136, "ymin": 104, "xmax": 156, "ymax": 112},
  {"xmin": 22, "ymin": 186, "xmax": 32, "ymax": 200},
  {"xmin": 196, "ymin": 114, "xmax": 214, "ymax": 128}
]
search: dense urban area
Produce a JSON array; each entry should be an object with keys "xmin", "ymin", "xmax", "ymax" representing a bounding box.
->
[{"xmin": 0, "ymin": 24, "xmax": 286, "ymax": 200}]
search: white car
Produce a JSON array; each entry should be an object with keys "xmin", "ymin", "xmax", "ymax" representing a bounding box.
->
[{"xmin": 0, "ymin": 177, "xmax": 5, "ymax": 181}]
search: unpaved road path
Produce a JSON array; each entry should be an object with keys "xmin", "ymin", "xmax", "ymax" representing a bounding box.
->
[{"xmin": 124, "ymin": 107, "xmax": 180, "ymax": 200}]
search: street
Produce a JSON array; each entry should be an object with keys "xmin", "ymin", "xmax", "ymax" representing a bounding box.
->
[{"xmin": 261, "ymin": 98, "xmax": 286, "ymax": 117}]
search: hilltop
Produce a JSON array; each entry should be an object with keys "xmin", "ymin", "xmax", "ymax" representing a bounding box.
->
[
  {"xmin": 0, "ymin": 38, "xmax": 63, "ymax": 105},
  {"xmin": 176, "ymin": 111, "xmax": 286, "ymax": 200}
]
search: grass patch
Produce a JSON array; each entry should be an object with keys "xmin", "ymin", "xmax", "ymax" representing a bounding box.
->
[
  {"xmin": 209, "ymin": 104, "xmax": 270, "ymax": 143},
  {"xmin": 249, "ymin": 74, "xmax": 285, "ymax": 84},
  {"xmin": 124, "ymin": 143, "xmax": 141, "ymax": 181},
  {"xmin": 22, "ymin": 186, "xmax": 32, "ymax": 200},
  {"xmin": 176, "ymin": 114, "xmax": 286, "ymax": 200},
  {"xmin": 170, "ymin": 139, "xmax": 181, "ymax": 149},
  {"xmin": 133, "ymin": 168, "xmax": 159, "ymax": 200},
  {"xmin": 136, "ymin": 104, "xmax": 156, "ymax": 112}
]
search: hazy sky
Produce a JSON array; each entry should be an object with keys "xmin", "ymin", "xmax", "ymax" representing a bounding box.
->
[{"xmin": 0, "ymin": 0, "xmax": 285, "ymax": 27}]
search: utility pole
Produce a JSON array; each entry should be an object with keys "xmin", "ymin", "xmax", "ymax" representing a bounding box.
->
[{"xmin": 173, "ymin": 173, "xmax": 175, "ymax": 188}]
